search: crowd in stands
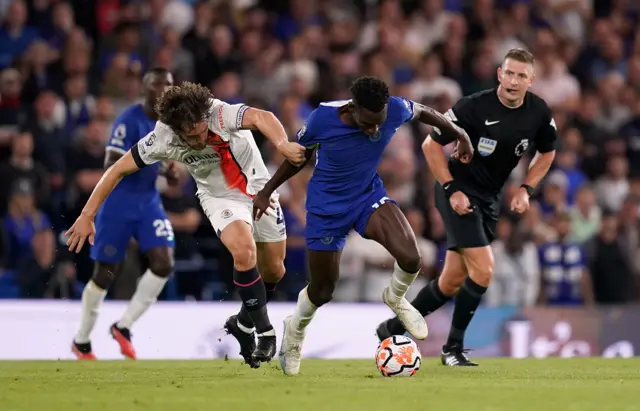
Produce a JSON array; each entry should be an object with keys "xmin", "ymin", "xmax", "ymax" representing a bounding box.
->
[{"xmin": 0, "ymin": 0, "xmax": 638, "ymax": 306}]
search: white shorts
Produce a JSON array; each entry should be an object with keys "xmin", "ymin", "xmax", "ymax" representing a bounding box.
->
[{"xmin": 199, "ymin": 194, "xmax": 287, "ymax": 243}]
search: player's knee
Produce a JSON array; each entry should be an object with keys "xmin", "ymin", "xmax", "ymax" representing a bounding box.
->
[
  {"xmin": 230, "ymin": 242, "xmax": 257, "ymax": 271},
  {"xmin": 148, "ymin": 259, "xmax": 174, "ymax": 278},
  {"xmin": 396, "ymin": 251, "xmax": 422, "ymax": 275},
  {"xmin": 307, "ymin": 282, "xmax": 335, "ymax": 307},
  {"xmin": 468, "ymin": 265, "xmax": 494, "ymax": 287},
  {"xmin": 91, "ymin": 264, "xmax": 118, "ymax": 289},
  {"xmin": 438, "ymin": 274, "xmax": 465, "ymax": 296},
  {"xmin": 259, "ymin": 259, "xmax": 285, "ymax": 283}
]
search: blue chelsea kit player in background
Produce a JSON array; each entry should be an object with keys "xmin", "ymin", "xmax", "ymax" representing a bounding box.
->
[
  {"xmin": 253, "ymin": 76, "xmax": 474, "ymax": 375},
  {"xmin": 71, "ymin": 68, "xmax": 176, "ymax": 360}
]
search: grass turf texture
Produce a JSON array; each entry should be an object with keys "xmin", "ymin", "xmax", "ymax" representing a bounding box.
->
[{"xmin": 1, "ymin": 359, "xmax": 638, "ymax": 411}]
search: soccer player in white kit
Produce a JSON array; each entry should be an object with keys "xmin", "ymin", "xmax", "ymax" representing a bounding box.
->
[{"xmin": 65, "ymin": 82, "xmax": 306, "ymax": 366}]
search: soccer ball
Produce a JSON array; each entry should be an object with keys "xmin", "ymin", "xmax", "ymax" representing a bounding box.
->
[{"xmin": 375, "ymin": 335, "xmax": 422, "ymax": 377}]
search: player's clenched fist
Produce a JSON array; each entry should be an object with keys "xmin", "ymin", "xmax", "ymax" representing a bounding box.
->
[
  {"xmin": 252, "ymin": 189, "xmax": 277, "ymax": 220},
  {"xmin": 449, "ymin": 191, "xmax": 473, "ymax": 215},
  {"xmin": 278, "ymin": 141, "xmax": 306, "ymax": 166},
  {"xmin": 65, "ymin": 213, "xmax": 96, "ymax": 253},
  {"xmin": 510, "ymin": 188, "xmax": 530, "ymax": 214}
]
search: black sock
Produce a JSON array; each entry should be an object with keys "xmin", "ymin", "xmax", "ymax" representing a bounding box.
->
[
  {"xmin": 446, "ymin": 277, "xmax": 487, "ymax": 349},
  {"xmin": 386, "ymin": 279, "xmax": 452, "ymax": 335},
  {"xmin": 237, "ymin": 281, "xmax": 278, "ymax": 330},
  {"xmin": 234, "ymin": 267, "xmax": 273, "ymax": 334}
]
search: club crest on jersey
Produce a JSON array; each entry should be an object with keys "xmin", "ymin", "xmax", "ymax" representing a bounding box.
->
[
  {"xmin": 515, "ymin": 139, "xmax": 529, "ymax": 157},
  {"xmin": 221, "ymin": 209, "xmax": 233, "ymax": 219},
  {"xmin": 478, "ymin": 137, "xmax": 497, "ymax": 156}
]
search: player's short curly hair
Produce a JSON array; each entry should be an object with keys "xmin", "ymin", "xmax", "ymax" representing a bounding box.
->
[
  {"xmin": 349, "ymin": 76, "xmax": 390, "ymax": 113},
  {"xmin": 155, "ymin": 82, "xmax": 212, "ymax": 133}
]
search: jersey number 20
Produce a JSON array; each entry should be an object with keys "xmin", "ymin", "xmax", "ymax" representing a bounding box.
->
[{"xmin": 371, "ymin": 196, "xmax": 391, "ymax": 209}]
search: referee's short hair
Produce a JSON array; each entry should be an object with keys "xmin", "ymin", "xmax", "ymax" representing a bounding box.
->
[{"xmin": 504, "ymin": 48, "xmax": 535, "ymax": 65}]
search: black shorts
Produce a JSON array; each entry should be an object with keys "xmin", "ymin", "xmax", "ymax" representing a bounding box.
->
[{"xmin": 434, "ymin": 183, "xmax": 499, "ymax": 251}]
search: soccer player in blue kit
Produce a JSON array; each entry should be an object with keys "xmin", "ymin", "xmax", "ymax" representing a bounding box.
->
[
  {"xmin": 71, "ymin": 68, "xmax": 176, "ymax": 360},
  {"xmin": 253, "ymin": 76, "xmax": 474, "ymax": 375}
]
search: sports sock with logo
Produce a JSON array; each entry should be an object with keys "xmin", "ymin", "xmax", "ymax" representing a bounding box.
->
[
  {"xmin": 234, "ymin": 267, "xmax": 274, "ymax": 336},
  {"xmin": 446, "ymin": 276, "xmax": 487, "ymax": 348},
  {"xmin": 237, "ymin": 281, "xmax": 278, "ymax": 331}
]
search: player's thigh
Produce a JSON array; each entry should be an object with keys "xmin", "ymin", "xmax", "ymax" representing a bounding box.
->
[
  {"xmin": 91, "ymin": 213, "xmax": 134, "ymax": 265},
  {"xmin": 135, "ymin": 208, "xmax": 176, "ymax": 276},
  {"xmin": 438, "ymin": 250, "xmax": 468, "ymax": 295},
  {"xmin": 200, "ymin": 195, "xmax": 256, "ymax": 267},
  {"xmin": 434, "ymin": 184, "xmax": 489, "ymax": 250},
  {"xmin": 360, "ymin": 198, "xmax": 421, "ymax": 273}
]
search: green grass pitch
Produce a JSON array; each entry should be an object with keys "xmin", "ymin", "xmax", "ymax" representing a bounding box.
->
[{"xmin": 1, "ymin": 359, "xmax": 639, "ymax": 411}]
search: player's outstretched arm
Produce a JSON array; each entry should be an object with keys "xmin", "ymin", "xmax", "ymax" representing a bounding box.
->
[
  {"xmin": 65, "ymin": 151, "xmax": 140, "ymax": 253},
  {"xmin": 240, "ymin": 107, "xmax": 306, "ymax": 166},
  {"xmin": 413, "ymin": 103, "xmax": 474, "ymax": 162}
]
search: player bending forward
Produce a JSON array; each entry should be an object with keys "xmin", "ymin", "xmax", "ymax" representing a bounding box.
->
[
  {"xmin": 253, "ymin": 76, "xmax": 474, "ymax": 375},
  {"xmin": 66, "ymin": 82, "xmax": 306, "ymax": 367},
  {"xmin": 377, "ymin": 48, "xmax": 558, "ymax": 366},
  {"xmin": 72, "ymin": 67, "xmax": 175, "ymax": 360}
]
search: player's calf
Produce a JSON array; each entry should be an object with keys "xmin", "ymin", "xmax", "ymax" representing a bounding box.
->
[{"xmin": 221, "ymin": 222, "xmax": 277, "ymax": 364}]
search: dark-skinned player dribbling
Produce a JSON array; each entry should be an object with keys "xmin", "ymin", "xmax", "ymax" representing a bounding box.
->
[
  {"xmin": 252, "ymin": 76, "xmax": 474, "ymax": 375},
  {"xmin": 377, "ymin": 48, "xmax": 558, "ymax": 366}
]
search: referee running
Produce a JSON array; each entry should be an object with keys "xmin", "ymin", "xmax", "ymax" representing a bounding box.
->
[{"xmin": 377, "ymin": 48, "xmax": 558, "ymax": 366}]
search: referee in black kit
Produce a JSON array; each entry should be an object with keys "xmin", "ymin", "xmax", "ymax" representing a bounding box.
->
[{"xmin": 377, "ymin": 48, "xmax": 558, "ymax": 366}]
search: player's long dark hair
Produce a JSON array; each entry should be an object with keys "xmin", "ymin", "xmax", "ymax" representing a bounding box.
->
[
  {"xmin": 349, "ymin": 76, "xmax": 389, "ymax": 113},
  {"xmin": 155, "ymin": 82, "xmax": 212, "ymax": 134}
]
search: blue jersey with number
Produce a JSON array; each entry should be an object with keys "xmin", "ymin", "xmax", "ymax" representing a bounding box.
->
[
  {"xmin": 538, "ymin": 242, "xmax": 586, "ymax": 305},
  {"xmin": 297, "ymin": 96, "xmax": 415, "ymax": 216},
  {"xmin": 100, "ymin": 104, "xmax": 162, "ymax": 219}
]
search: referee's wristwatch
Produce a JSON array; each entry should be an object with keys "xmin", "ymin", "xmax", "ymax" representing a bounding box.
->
[{"xmin": 520, "ymin": 184, "xmax": 535, "ymax": 198}]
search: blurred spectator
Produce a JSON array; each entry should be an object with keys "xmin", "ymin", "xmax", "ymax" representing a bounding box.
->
[
  {"xmin": 485, "ymin": 216, "xmax": 540, "ymax": 307},
  {"xmin": 2, "ymin": 180, "xmax": 54, "ymax": 298},
  {"xmin": 594, "ymin": 155, "xmax": 629, "ymax": 212},
  {"xmin": 0, "ymin": 132, "xmax": 49, "ymax": 216},
  {"xmin": 0, "ymin": 0, "xmax": 39, "ymax": 70},
  {"xmin": 539, "ymin": 170, "xmax": 569, "ymax": 217},
  {"xmin": 0, "ymin": 68, "xmax": 24, "ymax": 153},
  {"xmin": 569, "ymin": 185, "xmax": 602, "ymax": 243},
  {"xmin": 586, "ymin": 211, "xmax": 638, "ymax": 304},
  {"xmin": 538, "ymin": 211, "xmax": 594, "ymax": 305},
  {"xmin": 66, "ymin": 120, "xmax": 106, "ymax": 217}
]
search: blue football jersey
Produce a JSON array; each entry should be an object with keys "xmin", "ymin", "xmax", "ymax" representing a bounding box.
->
[
  {"xmin": 538, "ymin": 242, "xmax": 586, "ymax": 305},
  {"xmin": 297, "ymin": 96, "xmax": 415, "ymax": 216},
  {"xmin": 100, "ymin": 104, "xmax": 162, "ymax": 219}
]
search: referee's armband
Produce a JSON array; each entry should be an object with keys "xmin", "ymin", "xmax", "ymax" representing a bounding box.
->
[{"xmin": 442, "ymin": 180, "xmax": 461, "ymax": 198}]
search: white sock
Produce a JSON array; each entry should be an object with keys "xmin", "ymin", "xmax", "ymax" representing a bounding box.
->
[
  {"xmin": 290, "ymin": 287, "xmax": 317, "ymax": 335},
  {"xmin": 387, "ymin": 261, "xmax": 420, "ymax": 305},
  {"xmin": 74, "ymin": 281, "xmax": 107, "ymax": 344},
  {"xmin": 117, "ymin": 270, "xmax": 168, "ymax": 330}
]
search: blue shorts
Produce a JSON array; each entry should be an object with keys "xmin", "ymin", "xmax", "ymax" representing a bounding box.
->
[
  {"xmin": 90, "ymin": 206, "xmax": 175, "ymax": 263},
  {"xmin": 305, "ymin": 187, "xmax": 396, "ymax": 251}
]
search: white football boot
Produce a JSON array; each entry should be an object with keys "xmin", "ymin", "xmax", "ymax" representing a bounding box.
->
[
  {"xmin": 279, "ymin": 315, "xmax": 306, "ymax": 375},
  {"xmin": 382, "ymin": 287, "xmax": 429, "ymax": 340}
]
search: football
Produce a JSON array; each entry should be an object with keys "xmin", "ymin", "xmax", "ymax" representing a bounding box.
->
[{"xmin": 375, "ymin": 335, "xmax": 422, "ymax": 377}]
